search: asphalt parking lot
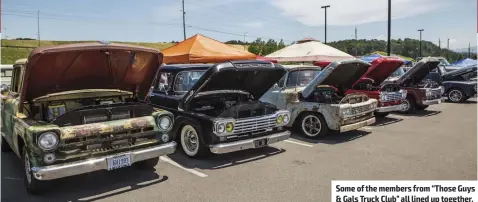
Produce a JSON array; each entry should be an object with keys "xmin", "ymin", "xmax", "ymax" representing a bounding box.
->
[{"xmin": 2, "ymin": 99, "xmax": 476, "ymax": 202}]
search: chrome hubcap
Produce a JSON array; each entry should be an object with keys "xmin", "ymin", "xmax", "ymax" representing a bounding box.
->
[
  {"xmin": 24, "ymin": 153, "xmax": 32, "ymax": 184},
  {"xmin": 184, "ymin": 129, "xmax": 198, "ymax": 152},
  {"xmin": 401, "ymin": 100, "xmax": 410, "ymax": 111},
  {"xmin": 302, "ymin": 115, "xmax": 321, "ymax": 137},
  {"xmin": 449, "ymin": 90, "xmax": 462, "ymax": 102}
]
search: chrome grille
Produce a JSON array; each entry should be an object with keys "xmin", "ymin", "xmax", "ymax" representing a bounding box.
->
[
  {"xmin": 234, "ymin": 116, "xmax": 276, "ymax": 134},
  {"xmin": 381, "ymin": 92, "xmax": 403, "ymax": 102},
  {"xmin": 350, "ymin": 104, "xmax": 372, "ymax": 115}
]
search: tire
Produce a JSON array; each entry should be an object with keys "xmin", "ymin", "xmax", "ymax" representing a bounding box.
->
[
  {"xmin": 179, "ymin": 124, "xmax": 210, "ymax": 158},
  {"xmin": 1, "ymin": 136, "xmax": 12, "ymax": 152},
  {"xmin": 134, "ymin": 157, "xmax": 159, "ymax": 170},
  {"xmin": 399, "ymin": 96, "xmax": 416, "ymax": 114},
  {"xmin": 447, "ymin": 88, "xmax": 466, "ymax": 103},
  {"xmin": 374, "ymin": 112, "xmax": 390, "ymax": 118},
  {"xmin": 23, "ymin": 147, "xmax": 47, "ymax": 195},
  {"xmin": 297, "ymin": 112, "xmax": 329, "ymax": 139}
]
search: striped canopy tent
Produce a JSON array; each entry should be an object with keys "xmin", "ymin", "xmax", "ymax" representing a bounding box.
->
[
  {"xmin": 162, "ymin": 34, "xmax": 257, "ymax": 64},
  {"xmin": 452, "ymin": 58, "xmax": 477, "ymax": 67},
  {"xmin": 264, "ymin": 38, "xmax": 354, "ymax": 62}
]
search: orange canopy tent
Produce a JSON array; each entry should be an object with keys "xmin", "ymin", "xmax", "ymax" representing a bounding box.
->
[{"xmin": 162, "ymin": 34, "xmax": 257, "ymax": 64}]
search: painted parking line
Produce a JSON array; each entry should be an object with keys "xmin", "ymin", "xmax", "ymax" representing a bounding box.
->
[
  {"xmin": 159, "ymin": 156, "xmax": 208, "ymax": 178},
  {"xmin": 362, "ymin": 127, "xmax": 373, "ymax": 130},
  {"xmin": 284, "ymin": 140, "xmax": 314, "ymax": 147}
]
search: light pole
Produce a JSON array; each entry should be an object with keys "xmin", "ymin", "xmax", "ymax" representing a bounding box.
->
[
  {"xmin": 387, "ymin": 0, "xmax": 391, "ymax": 56},
  {"xmin": 243, "ymin": 32, "xmax": 248, "ymax": 50},
  {"xmin": 417, "ymin": 29, "xmax": 424, "ymax": 57},
  {"xmin": 321, "ymin": 5, "xmax": 330, "ymax": 44}
]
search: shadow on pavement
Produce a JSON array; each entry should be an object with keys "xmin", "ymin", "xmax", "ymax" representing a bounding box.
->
[
  {"xmin": 392, "ymin": 110, "xmax": 441, "ymax": 117},
  {"xmin": 1, "ymin": 152, "xmax": 167, "ymax": 202},
  {"xmin": 167, "ymin": 146, "xmax": 285, "ymax": 170},
  {"xmin": 290, "ymin": 130, "xmax": 371, "ymax": 145},
  {"xmin": 371, "ymin": 116, "xmax": 403, "ymax": 127}
]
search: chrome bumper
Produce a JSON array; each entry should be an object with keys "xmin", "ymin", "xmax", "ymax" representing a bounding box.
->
[
  {"xmin": 210, "ymin": 131, "xmax": 291, "ymax": 154},
  {"xmin": 31, "ymin": 142, "xmax": 177, "ymax": 181},
  {"xmin": 422, "ymin": 98, "xmax": 443, "ymax": 105},
  {"xmin": 340, "ymin": 117, "xmax": 375, "ymax": 133},
  {"xmin": 376, "ymin": 104, "xmax": 403, "ymax": 113}
]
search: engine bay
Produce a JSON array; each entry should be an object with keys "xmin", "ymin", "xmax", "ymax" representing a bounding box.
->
[
  {"xmin": 189, "ymin": 92, "xmax": 277, "ymax": 118},
  {"xmin": 300, "ymin": 86, "xmax": 343, "ymax": 104},
  {"xmin": 28, "ymin": 93, "xmax": 153, "ymax": 127}
]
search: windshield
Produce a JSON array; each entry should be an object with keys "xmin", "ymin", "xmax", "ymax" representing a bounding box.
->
[
  {"xmin": 286, "ymin": 69, "xmax": 321, "ymax": 87},
  {"xmin": 391, "ymin": 67, "xmax": 405, "ymax": 77},
  {"xmin": 174, "ymin": 70, "xmax": 206, "ymax": 92},
  {"xmin": 438, "ymin": 65, "xmax": 447, "ymax": 74},
  {"xmin": 438, "ymin": 58, "xmax": 451, "ymax": 66}
]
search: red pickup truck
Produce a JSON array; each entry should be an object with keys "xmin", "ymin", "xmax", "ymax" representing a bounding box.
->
[{"xmin": 344, "ymin": 57, "xmax": 407, "ymax": 117}]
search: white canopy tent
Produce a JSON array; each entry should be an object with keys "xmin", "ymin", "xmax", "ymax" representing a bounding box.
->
[{"xmin": 265, "ymin": 39, "xmax": 355, "ymax": 62}]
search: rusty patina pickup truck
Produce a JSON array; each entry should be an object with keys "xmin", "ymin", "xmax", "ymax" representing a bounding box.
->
[
  {"xmin": 1, "ymin": 42, "xmax": 177, "ymax": 194},
  {"xmin": 260, "ymin": 59, "xmax": 377, "ymax": 138}
]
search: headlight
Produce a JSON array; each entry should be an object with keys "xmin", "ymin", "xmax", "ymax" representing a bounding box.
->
[
  {"xmin": 440, "ymin": 86, "xmax": 445, "ymax": 95},
  {"xmin": 401, "ymin": 90, "xmax": 407, "ymax": 99},
  {"xmin": 217, "ymin": 123, "xmax": 226, "ymax": 133},
  {"xmin": 425, "ymin": 89, "xmax": 432, "ymax": 97},
  {"xmin": 225, "ymin": 122, "xmax": 234, "ymax": 132},
  {"xmin": 283, "ymin": 114, "xmax": 290, "ymax": 124},
  {"xmin": 275, "ymin": 111, "xmax": 290, "ymax": 126},
  {"xmin": 37, "ymin": 132, "xmax": 59, "ymax": 151},
  {"xmin": 342, "ymin": 108, "xmax": 352, "ymax": 116},
  {"xmin": 158, "ymin": 115, "xmax": 172, "ymax": 131},
  {"xmin": 213, "ymin": 119, "xmax": 235, "ymax": 136}
]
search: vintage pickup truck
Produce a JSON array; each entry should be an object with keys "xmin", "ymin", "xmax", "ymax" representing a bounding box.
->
[
  {"xmin": 1, "ymin": 42, "xmax": 177, "ymax": 194},
  {"xmin": 423, "ymin": 64, "xmax": 477, "ymax": 103},
  {"xmin": 260, "ymin": 59, "xmax": 377, "ymax": 138},
  {"xmin": 383, "ymin": 57, "xmax": 445, "ymax": 113},
  {"xmin": 148, "ymin": 61, "xmax": 291, "ymax": 158},
  {"xmin": 345, "ymin": 57, "xmax": 407, "ymax": 117}
]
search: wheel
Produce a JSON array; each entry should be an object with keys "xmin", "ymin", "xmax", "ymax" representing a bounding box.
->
[
  {"xmin": 134, "ymin": 157, "xmax": 159, "ymax": 170},
  {"xmin": 1, "ymin": 136, "xmax": 12, "ymax": 152},
  {"xmin": 447, "ymin": 88, "xmax": 466, "ymax": 103},
  {"xmin": 297, "ymin": 112, "xmax": 329, "ymax": 138},
  {"xmin": 179, "ymin": 124, "xmax": 210, "ymax": 158},
  {"xmin": 23, "ymin": 147, "xmax": 47, "ymax": 194},
  {"xmin": 374, "ymin": 112, "xmax": 390, "ymax": 118},
  {"xmin": 399, "ymin": 96, "xmax": 416, "ymax": 114}
]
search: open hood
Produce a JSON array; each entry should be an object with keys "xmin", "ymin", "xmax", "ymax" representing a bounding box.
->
[
  {"xmin": 179, "ymin": 60, "xmax": 286, "ymax": 110},
  {"xmin": 302, "ymin": 59, "xmax": 371, "ymax": 98},
  {"xmin": 20, "ymin": 42, "xmax": 163, "ymax": 104},
  {"xmin": 395, "ymin": 57, "xmax": 440, "ymax": 85},
  {"xmin": 359, "ymin": 57, "xmax": 404, "ymax": 85},
  {"xmin": 442, "ymin": 65, "xmax": 477, "ymax": 81}
]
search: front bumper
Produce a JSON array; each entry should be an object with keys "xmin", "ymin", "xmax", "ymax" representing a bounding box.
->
[
  {"xmin": 422, "ymin": 98, "xmax": 443, "ymax": 105},
  {"xmin": 210, "ymin": 131, "xmax": 291, "ymax": 154},
  {"xmin": 376, "ymin": 104, "xmax": 403, "ymax": 113},
  {"xmin": 31, "ymin": 142, "xmax": 177, "ymax": 181},
  {"xmin": 339, "ymin": 117, "xmax": 375, "ymax": 133}
]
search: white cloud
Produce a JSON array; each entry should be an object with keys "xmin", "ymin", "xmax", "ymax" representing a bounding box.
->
[
  {"xmin": 241, "ymin": 21, "xmax": 264, "ymax": 28},
  {"xmin": 269, "ymin": 0, "xmax": 447, "ymax": 26}
]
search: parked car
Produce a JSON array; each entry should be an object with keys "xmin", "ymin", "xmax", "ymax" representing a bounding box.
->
[
  {"xmin": 346, "ymin": 57, "xmax": 407, "ymax": 118},
  {"xmin": 148, "ymin": 61, "xmax": 291, "ymax": 158},
  {"xmin": 260, "ymin": 59, "xmax": 377, "ymax": 139},
  {"xmin": 384, "ymin": 57, "xmax": 445, "ymax": 113},
  {"xmin": 424, "ymin": 64, "xmax": 477, "ymax": 103},
  {"xmin": 1, "ymin": 43, "xmax": 177, "ymax": 194}
]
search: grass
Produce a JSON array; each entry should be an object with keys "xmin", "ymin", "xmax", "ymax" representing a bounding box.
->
[{"xmin": 1, "ymin": 40, "xmax": 249, "ymax": 64}]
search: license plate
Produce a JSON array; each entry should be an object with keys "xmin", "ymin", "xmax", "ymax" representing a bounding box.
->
[
  {"xmin": 107, "ymin": 154, "xmax": 131, "ymax": 171},
  {"xmin": 253, "ymin": 138, "xmax": 268, "ymax": 148}
]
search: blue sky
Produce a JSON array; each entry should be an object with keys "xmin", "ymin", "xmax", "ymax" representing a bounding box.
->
[{"xmin": 2, "ymin": 0, "xmax": 476, "ymax": 50}]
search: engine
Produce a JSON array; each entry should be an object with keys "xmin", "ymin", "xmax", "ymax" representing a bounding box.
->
[
  {"xmin": 300, "ymin": 85, "xmax": 343, "ymax": 104},
  {"xmin": 189, "ymin": 93, "xmax": 277, "ymax": 119},
  {"xmin": 31, "ymin": 94, "xmax": 153, "ymax": 127}
]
